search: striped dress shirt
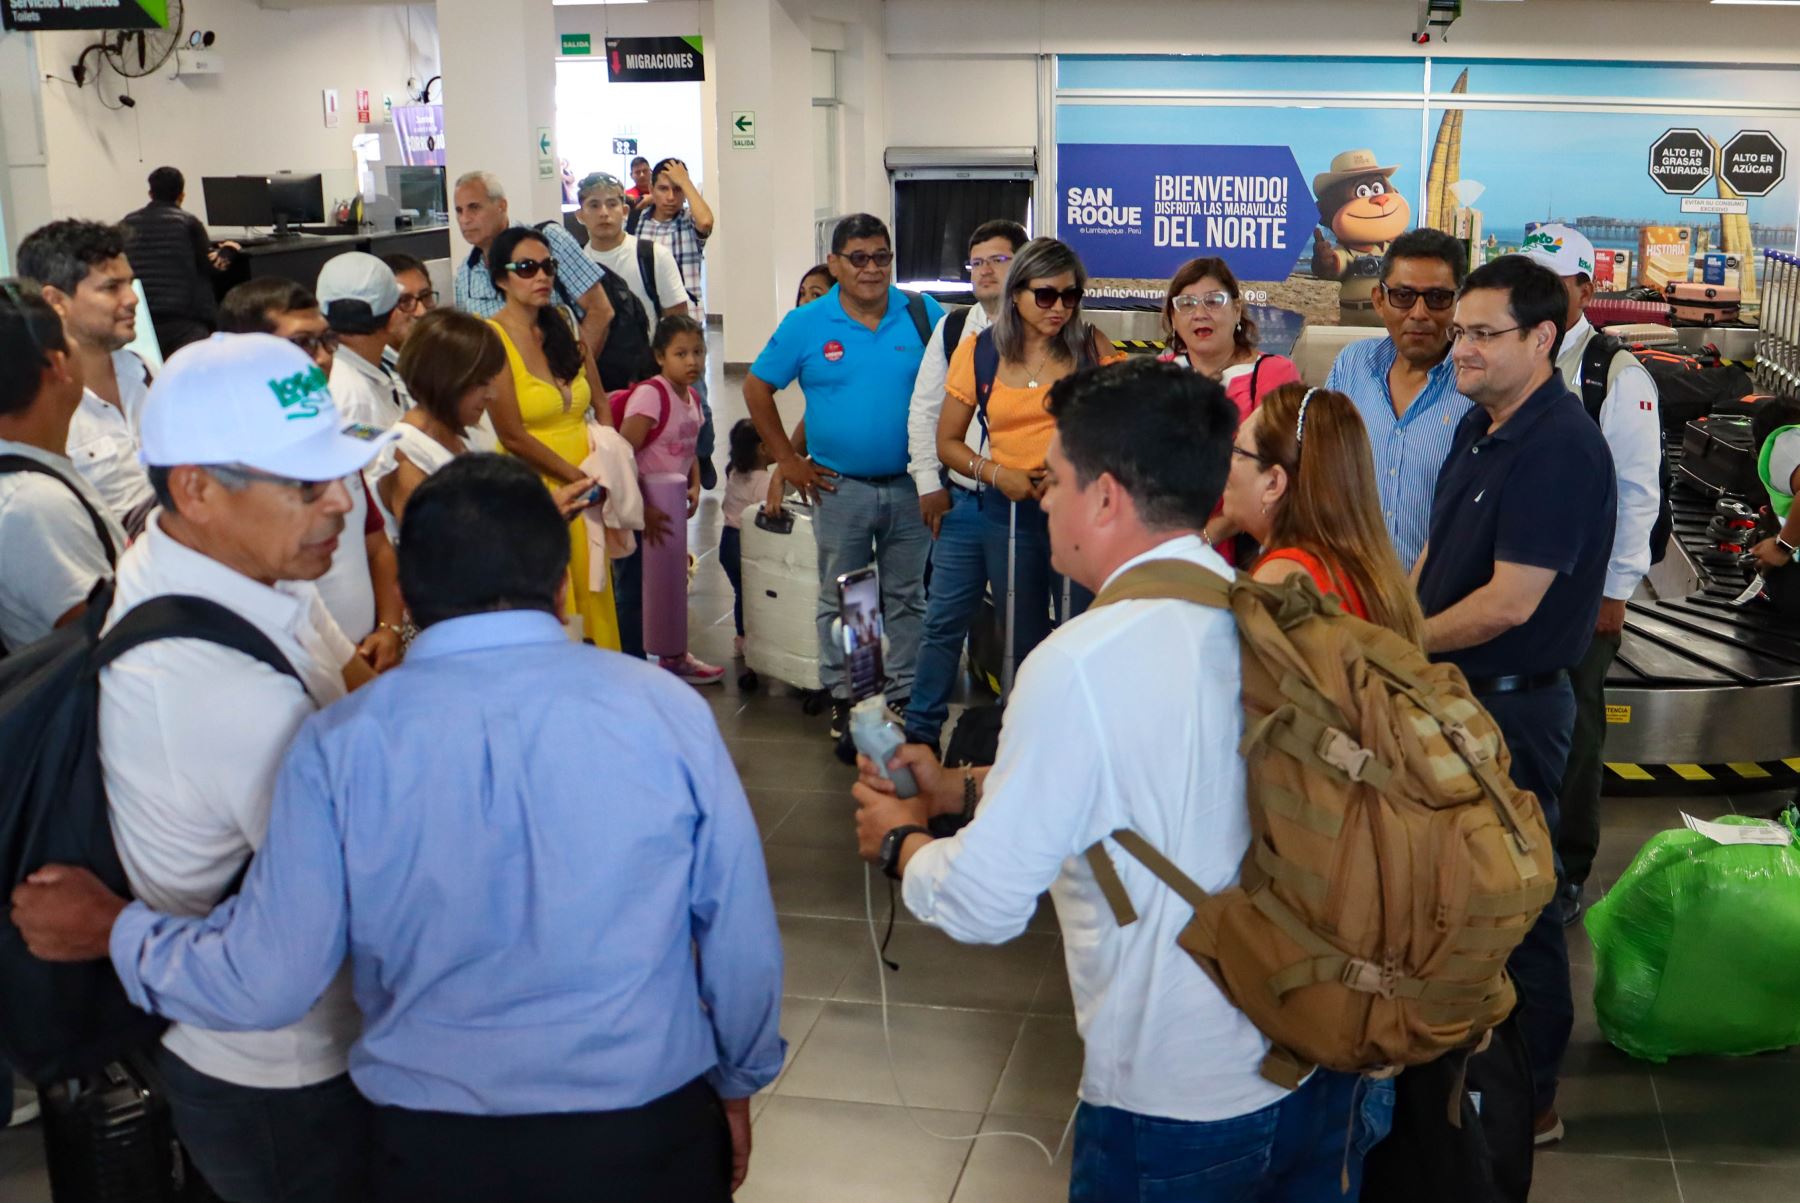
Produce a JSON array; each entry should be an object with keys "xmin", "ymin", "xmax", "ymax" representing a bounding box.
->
[{"xmin": 1325, "ymin": 337, "xmax": 1473, "ymax": 572}]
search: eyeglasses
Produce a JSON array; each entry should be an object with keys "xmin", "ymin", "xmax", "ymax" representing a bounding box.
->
[
  {"xmin": 504, "ymin": 258, "xmax": 558, "ymax": 280},
  {"xmin": 286, "ymin": 330, "xmax": 340, "ymax": 357},
  {"xmin": 1448, "ymin": 324, "xmax": 1524, "ymax": 346},
  {"xmin": 397, "ymin": 289, "xmax": 438, "ymax": 312},
  {"xmin": 1381, "ymin": 285, "xmax": 1458, "ymax": 312},
  {"xmin": 965, "ymin": 254, "xmax": 1014, "ymax": 272},
  {"xmin": 834, "ymin": 249, "xmax": 894, "ymax": 270},
  {"xmin": 1027, "ymin": 286, "xmax": 1084, "ymax": 311},
  {"xmin": 209, "ymin": 464, "xmax": 335, "ymax": 504},
  {"xmin": 1231, "ymin": 446, "xmax": 1270, "ymax": 467},
  {"xmin": 1171, "ymin": 290, "xmax": 1233, "ymax": 314}
]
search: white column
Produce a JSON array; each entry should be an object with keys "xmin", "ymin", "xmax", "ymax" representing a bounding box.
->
[
  {"xmin": 713, "ymin": 0, "xmax": 815, "ymax": 363},
  {"xmin": 0, "ymin": 32, "xmax": 53, "ymax": 268},
  {"xmin": 437, "ymin": 0, "xmax": 562, "ymax": 257}
]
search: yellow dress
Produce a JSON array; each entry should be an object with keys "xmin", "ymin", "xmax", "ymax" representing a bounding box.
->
[{"xmin": 489, "ymin": 319, "xmax": 622, "ymax": 650}]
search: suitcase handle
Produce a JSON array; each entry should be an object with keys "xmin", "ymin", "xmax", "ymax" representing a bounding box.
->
[{"xmin": 755, "ymin": 507, "xmax": 795, "ymax": 536}]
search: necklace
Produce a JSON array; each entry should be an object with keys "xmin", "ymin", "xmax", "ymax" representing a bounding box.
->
[{"xmin": 1024, "ymin": 346, "xmax": 1053, "ymax": 389}]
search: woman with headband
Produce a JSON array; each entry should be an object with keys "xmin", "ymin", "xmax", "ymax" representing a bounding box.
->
[{"xmin": 1218, "ymin": 382, "xmax": 1425, "ymax": 642}]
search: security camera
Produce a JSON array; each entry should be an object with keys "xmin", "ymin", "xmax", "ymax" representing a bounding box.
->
[{"xmin": 1415, "ymin": 0, "xmax": 1462, "ymax": 41}]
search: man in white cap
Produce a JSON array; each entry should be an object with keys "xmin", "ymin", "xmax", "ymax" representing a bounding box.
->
[
  {"xmin": 81, "ymin": 333, "xmax": 396, "ymax": 1201},
  {"xmin": 315, "ymin": 251, "xmax": 411, "ymax": 431},
  {"xmin": 1521, "ymin": 224, "xmax": 1663, "ymax": 934}
]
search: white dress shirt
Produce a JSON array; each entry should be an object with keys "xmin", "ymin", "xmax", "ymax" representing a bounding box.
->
[
  {"xmin": 908, "ymin": 304, "xmax": 992, "ymax": 495},
  {"xmin": 312, "ymin": 476, "xmax": 375, "ymax": 642},
  {"xmin": 1556, "ymin": 317, "xmax": 1663, "ymax": 600},
  {"xmin": 903, "ymin": 534, "xmax": 1289, "ymax": 1124},
  {"xmin": 329, "ymin": 344, "xmax": 408, "ymax": 431},
  {"xmin": 0, "ymin": 438, "xmax": 126, "ymax": 650},
  {"xmin": 100, "ymin": 515, "xmax": 361, "ymax": 1088},
  {"xmin": 66, "ymin": 349, "xmax": 155, "ymax": 523}
]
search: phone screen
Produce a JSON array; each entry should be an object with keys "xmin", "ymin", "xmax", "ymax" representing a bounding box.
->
[{"xmin": 837, "ymin": 566, "xmax": 884, "ymax": 702}]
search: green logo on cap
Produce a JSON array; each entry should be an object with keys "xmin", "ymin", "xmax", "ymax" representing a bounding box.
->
[{"xmin": 269, "ymin": 364, "xmax": 330, "ymax": 421}]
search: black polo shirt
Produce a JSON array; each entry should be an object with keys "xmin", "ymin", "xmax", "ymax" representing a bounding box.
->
[{"xmin": 1417, "ymin": 373, "xmax": 1617, "ymax": 680}]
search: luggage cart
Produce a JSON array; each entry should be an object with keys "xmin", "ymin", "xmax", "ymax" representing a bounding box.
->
[{"xmin": 1757, "ymin": 250, "xmax": 1799, "ymax": 395}]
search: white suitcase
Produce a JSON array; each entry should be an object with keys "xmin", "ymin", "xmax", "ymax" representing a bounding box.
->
[{"xmin": 739, "ymin": 500, "xmax": 822, "ymax": 694}]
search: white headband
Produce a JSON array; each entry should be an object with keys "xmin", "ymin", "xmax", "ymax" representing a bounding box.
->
[{"xmin": 1295, "ymin": 387, "xmax": 1322, "ymax": 451}]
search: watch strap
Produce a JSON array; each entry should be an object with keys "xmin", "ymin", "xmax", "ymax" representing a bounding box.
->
[
  {"xmin": 881, "ymin": 824, "xmax": 931, "ymax": 880},
  {"xmin": 1779, "ymin": 536, "xmax": 1798, "ymax": 558}
]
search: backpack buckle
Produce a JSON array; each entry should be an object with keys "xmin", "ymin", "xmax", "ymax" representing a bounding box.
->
[
  {"xmin": 1341, "ymin": 958, "xmax": 1395, "ymax": 999},
  {"xmin": 1317, "ymin": 729, "xmax": 1375, "ymax": 782},
  {"xmin": 1444, "ymin": 720, "xmax": 1489, "ymax": 766}
]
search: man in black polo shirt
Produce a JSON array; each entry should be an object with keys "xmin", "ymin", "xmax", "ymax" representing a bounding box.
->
[{"xmin": 1416, "ymin": 254, "xmax": 1616, "ymax": 1149}]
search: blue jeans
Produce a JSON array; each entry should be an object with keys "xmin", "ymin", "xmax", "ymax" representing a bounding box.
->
[
  {"xmin": 812, "ymin": 475, "xmax": 929, "ymax": 700},
  {"xmin": 694, "ymin": 377, "xmax": 717, "ymax": 490},
  {"xmin": 614, "ymin": 544, "xmax": 644, "ymax": 659},
  {"xmin": 1482, "ymin": 681, "xmax": 1577, "ymax": 1116},
  {"xmin": 1070, "ymin": 1071, "xmax": 1394, "ymax": 1203},
  {"xmin": 980, "ymin": 488, "xmax": 1091, "ymax": 681},
  {"xmin": 904, "ymin": 486, "xmax": 988, "ymax": 744},
  {"xmin": 157, "ymin": 1046, "xmax": 372, "ymax": 1203}
]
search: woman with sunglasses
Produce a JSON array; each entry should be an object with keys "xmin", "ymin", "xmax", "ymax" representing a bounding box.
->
[
  {"xmin": 1219, "ymin": 383, "xmax": 1424, "ymax": 642},
  {"xmin": 934, "ymin": 237, "xmax": 1120, "ymax": 678},
  {"xmin": 485, "ymin": 225, "xmax": 622, "ymax": 650},
  {"xmin": 1159, "ymin": 256, "xmax": 1301, "ymax": 423}
]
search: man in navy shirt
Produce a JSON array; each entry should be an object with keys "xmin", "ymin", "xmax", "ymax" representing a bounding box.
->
[
  {"xmin": 1416, "ymin": 254, "xmax": 1616, "ymax": 1149},
  {"xmin": 744, "ymin": 214, "xmax": 942, "ymax": 739}
]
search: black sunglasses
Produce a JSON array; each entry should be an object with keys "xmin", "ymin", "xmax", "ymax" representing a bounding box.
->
[
  {"xmin": 834, "ymin": 249, "xmax": 894, "ymax": 270},
  {"xmin": 1381, "ymin": 285, "xmax": 1457, "ymax": 312},
  {"xmin": 504, "ymin": 257, "xmax": 558, "ymax": 280},
  {"xmin": 286, "ymin": 330, "xmax": 340, "ymax": 357},
  {"xmin": 1027, "ymin": 286, "xmax": 1084, "ymax": 311}
]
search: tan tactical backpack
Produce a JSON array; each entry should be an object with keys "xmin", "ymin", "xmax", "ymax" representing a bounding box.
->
[{"xmin": 1085, "ymin": 559, "xmax": 1555, "ymax": 1088}]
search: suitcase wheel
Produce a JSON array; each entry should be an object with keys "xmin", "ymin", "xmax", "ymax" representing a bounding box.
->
[
  {"xmin": 738, "ymin": 670, "xmax": 760, "ymax": 691},
  {"xmin": 800, "ymin": 690, "xmax": 827, "ymax": 716}
]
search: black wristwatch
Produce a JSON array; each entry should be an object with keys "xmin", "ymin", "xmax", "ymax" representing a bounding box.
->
[{"xmin": 878, "ymin": 825, "xmax": 931, "ymax": 881}]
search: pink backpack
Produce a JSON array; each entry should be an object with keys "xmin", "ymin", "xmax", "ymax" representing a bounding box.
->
[{"xmin": 607, "ymin": 375, "xmax": 676, "ymax": 443}]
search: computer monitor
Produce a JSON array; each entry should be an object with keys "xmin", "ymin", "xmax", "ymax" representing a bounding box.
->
[
  {"xmin": 386, "ymin": 166, "xmax": 446, "ymax": 219},
  {"xmin": 201, "ymin": 175, "xmax": 273, "ymax": 228},
  {"xmin": 267, "ymin": 174, "xmax": 326, "ymax": 236}
]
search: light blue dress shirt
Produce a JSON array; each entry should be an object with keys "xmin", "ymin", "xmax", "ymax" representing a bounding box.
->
[
  {"xmin": 110, "ymin": 610, "xmax": 785, "ymax": 1114},
  {"xmin": 1324, "ymin": 337, "xmax": 1474, "ymax": 572},
  {"xmin": 454, "ymin": 220, "xmax": 606, "ymax": 321}
]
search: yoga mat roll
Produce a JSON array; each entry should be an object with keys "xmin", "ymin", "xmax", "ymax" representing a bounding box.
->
[{"xmin": 641, "ymin": 471, "xmax": 690, "ymax": 658}]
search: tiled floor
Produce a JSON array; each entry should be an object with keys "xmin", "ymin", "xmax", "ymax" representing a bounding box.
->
[{"xmin": 6, "ymin": 357, "xmax": 1800, "ymax": 1200}]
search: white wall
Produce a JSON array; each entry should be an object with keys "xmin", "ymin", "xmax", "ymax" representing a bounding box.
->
[
  {"xmin": 0, "ymin": 31, "xmax": 53, "ymax": 268},
  {"xmin": 33, "ymin": 0, "xmax": 438, "ymax": 225}
]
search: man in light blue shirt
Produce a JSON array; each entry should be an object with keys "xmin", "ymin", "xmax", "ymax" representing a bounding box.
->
[
  {"xmin": 743, "ymin": 214, "xmax": 943, "ymax": 738},
  {"xmin": 1324, "ymin": 228, "xmax": 1475, "ymax": 572},
  {"xmin": 15, "ymin": 455, "xmax": 784, "ymax": 1203}
]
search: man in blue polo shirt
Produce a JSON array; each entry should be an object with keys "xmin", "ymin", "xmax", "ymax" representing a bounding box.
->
[
  {"xmin": 1416, "ymin": 254, "xmax": 1615, "ymax": 1150},
  {"xmin": 744, "ymin": 214, "xmax": 942, "ymax": 739},
  {"xmin": 1324, "ymin": 227, "xmax": 1474, "ymax": 571}
]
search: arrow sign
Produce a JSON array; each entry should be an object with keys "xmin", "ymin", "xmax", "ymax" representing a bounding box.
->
[
  {"xmin": 536, "ymin": 125, "xmax": 555, "ymax": 180},
  {"xmin": 540, "ymin": 133, "xmax": 552, "ymax": 154},
  {"xmin": 731, "ymin": 111, "xmax": 757, "ymax": 150}
]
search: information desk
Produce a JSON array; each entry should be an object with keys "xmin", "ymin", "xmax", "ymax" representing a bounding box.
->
[{"xmin": 215, "ymin": 225, "xmax": 452, "ymax": 296}]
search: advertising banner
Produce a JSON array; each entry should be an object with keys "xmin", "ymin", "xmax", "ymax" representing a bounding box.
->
[
  {"xmin": 1057, "ymin": 144, "xmax": 1317, "ymax": 283},
  {"xmin": 394, "ymin": 105, "xmax": 446, "ymax": 168}
]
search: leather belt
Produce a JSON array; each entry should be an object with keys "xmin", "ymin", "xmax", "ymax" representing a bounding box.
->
[
  {"xmin": 837, "ymin": 471, "xmax": 907, "ymax": 486},
  {"xmin": 1466, "ymin": 669, "xmax": 1568, "ymax": 697}
]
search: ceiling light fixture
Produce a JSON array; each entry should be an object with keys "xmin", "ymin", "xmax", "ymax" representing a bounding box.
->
[{"xmin": 1711, "ymin": 1, "xmax": 1800, "ymax": 7}]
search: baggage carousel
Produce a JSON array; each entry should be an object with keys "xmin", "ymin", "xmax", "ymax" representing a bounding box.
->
[{"xmin": 1602, "ymin": 470, "xmax": 1800, "ymax": 794}]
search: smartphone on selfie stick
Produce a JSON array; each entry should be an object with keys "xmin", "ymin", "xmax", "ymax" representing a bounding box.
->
[{"xmin": 836, "ymin": 567, "xmax": 917, "ymax": 798}]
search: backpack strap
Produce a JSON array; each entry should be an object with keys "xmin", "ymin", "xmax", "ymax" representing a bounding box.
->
[
  {"xmin": 93, "ymin": 595, "xmax": 302, "ymax": 685},
  {"xmin": 901, "ymin": 290, "xmax": 932, "ymax": 347},
  {"xmin": 1248, "ymin": 353, "xmax": 1268, "ymax": 404},
  {"xmin": 941, "ymin": 307, "xmax": 970, "ymax": 360},
  {"xmin": 643, "ymin": 376, "xmax": 676, "ymax": 444},
  {"xmin": 972, "ymin": 328, "xmax": 1001, "ymax": 448},
  {"xmin": 0, "ymin": 455, "xmax": 118, "ymax": 568},
  {"xmin": 1577, "ymin": 332, "xmax": 1627, "ymax": 421},
  {"xmin": 636, "ymin": 237, "xmax": 662, "ymax": 318},
  {"xmin": 1090, "ymin": 558, "xmax": 1232, "ymax": 611}
]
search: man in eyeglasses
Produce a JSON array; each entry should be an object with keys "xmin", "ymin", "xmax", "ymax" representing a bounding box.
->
[
  {"xmin": 37, "ymin": 333, "xmax": 398, "ymax": 1201},
  {"xmin": 1414, "ymin": 254, "xmax": 1616, "ymax": 1153},
  {"xmin": 744, "ymin": 213, "xmax": 944, "ymax": 741},
  {"xmin": 1324, "ymin": 227, "xmax": 1474, "ymax": 572}
]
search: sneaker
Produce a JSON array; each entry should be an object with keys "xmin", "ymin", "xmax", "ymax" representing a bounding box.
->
[
  {"xmin": 1532, "ymin": 1108, "xmax": 1564, "ymax": 1147},
  {"xmin": 7, "ymin": 1083, "xmax": 39, "ymax": 1128},
  {"xmin": 829, "ymin": 700, "xmax": 852, "ymax": 741},
  {"xmin": 659, "ymin": 653, "xmax": 724, "ymax": 686},
  {"xmin": 1556, "ymin": 881, "xmax": 1584, "ymax": 928}
]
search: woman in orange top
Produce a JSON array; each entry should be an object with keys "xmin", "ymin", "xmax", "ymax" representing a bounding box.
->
[
  {"xmin": 1220, "ymin": 383, "xmax": 1425, "ymax": 642},
  {"xmin": 935, "ymin": 237, "xmax": 1118, "ymax": 681}
]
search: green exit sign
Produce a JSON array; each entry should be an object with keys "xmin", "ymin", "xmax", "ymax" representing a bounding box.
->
[{"xmin": 560, "ymin": 33, "xmax": 591, "ymax": 55}]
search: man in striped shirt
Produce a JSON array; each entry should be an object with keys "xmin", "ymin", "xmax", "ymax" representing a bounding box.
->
[{"xmin": 1325, "ymin": 228, "xmax": 1474, "ymax": 572}]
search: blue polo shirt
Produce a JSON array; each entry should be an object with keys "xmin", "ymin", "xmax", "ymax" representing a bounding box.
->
[
  {"xmin": 749, "ymin": 285, "xmax": 942, "ymax": 478},
  {"xmin": 1417, "ymin": 374, "xmax": 1616, "ymax": 680}
]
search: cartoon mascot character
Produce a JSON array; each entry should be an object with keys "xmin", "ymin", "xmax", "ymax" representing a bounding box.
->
[{"xmin": 1310, "ymin": 149, "xmax": 1412, "ymax": 324}]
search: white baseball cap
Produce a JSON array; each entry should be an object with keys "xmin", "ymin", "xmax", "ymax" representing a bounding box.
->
[
  {"xmin": 1520, "ymin": 224, "xmax": 1597, "ymax": 279},
  {"xmin": 315, "ymin": 251, "xmax": 400, "ymax": 334},
  {"xmin": 139, "ymin": 333, "xmax": 397, "ymax": 481}
]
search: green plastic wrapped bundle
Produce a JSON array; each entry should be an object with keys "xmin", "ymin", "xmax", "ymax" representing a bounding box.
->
[{"xmin": 1585, "ymin": 810, "xmax": 1800, "ymax": 1062}]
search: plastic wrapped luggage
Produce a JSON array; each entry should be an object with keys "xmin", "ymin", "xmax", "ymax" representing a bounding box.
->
[
  {"xmin": 1585, "ymin": 298, "xmax": 1671, "ymax": 329},
  {"xmin": 1666, "ymin": 281, "xmax": 1742, "ymax": 325},
  {"xmin": 1586, "ymin": 811, "xmax": 1800, "ymax": 1061},
  {"xmin": 1678, "ymin": 415, "xmax": 1762, "ymax": 499},
  {"xmin": 739, "ymin": 501, "xmax": 822, "ymax": 694}
]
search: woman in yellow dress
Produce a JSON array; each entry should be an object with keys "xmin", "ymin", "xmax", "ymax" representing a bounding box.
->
[{"xmin": 484, "ymin": 226, "xmax": 622, "ymax": 649}]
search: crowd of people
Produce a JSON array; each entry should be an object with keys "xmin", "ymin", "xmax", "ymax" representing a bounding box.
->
[{"xmin": 0, "ymin": 157, "xmax": 1677, "ymax": 1201}]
